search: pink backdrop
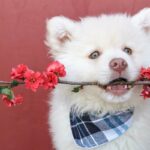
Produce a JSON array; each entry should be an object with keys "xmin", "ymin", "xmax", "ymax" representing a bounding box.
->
[{"xmin": 0, "ymin": 0, "xmax": 149, "ymax": 149}]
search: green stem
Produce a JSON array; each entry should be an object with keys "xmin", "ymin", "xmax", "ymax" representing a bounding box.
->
[{"xmin": 0, "ymin": 80, "xmax": 149, "ymax": 88}]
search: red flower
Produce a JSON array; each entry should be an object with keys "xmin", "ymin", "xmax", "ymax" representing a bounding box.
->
[
  {"xmin": 24, "ymin": 70, "xmax": 44, "ymax": 92},
  {"xmin": 2, "ymin": 95, "xmax": 14, "ymax": 107},
  {"xmin": 2, "ymin": 95, "xmax": 23, "ymax": 107},
  {"xmin": 42, "ymin": 72, "xmax": 58, "ymax": 89},
  {"xmin": 140, "ymin": 67, "xmax": 150, "ymax": 80},
  {"xmin": 11, "ymin": 64, "xmax": 29, "ymax": 80},
  {"xmin": 46, "ymin": 61, "xmax": 66, "ymax": 77},
  {"xmin": 141, "ymin": 85, "xmax": 150, "ymax": 99},
  {"xmin": 14, "ymin": 95, "xmax": 23, "ymax": 105}
]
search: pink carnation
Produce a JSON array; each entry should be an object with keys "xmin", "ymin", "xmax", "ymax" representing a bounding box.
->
[
  {"xmin": 141, "ymin": 85, "xmax": 150, "ymax": 99},
  {"xmin": 140, "ymin": 67, "xmax": 150, "ymax": 80},
  {"xmin": 42, "ymin": 72, "xmax": 58, "ymax": 90},
  {"xmin": 11, "ymin": 64, "xmax": 29, "ymax": 80},
  {"xmin": 2, "ymin": 95, "xmax": 23, "ymax": 107},
  {"xmin": 24, "ymin": 70, "xmax": 44, "ymax": 92},
  {"xmin": 46, "ymin": 61, "xmax": 66, "ymax": 77}
]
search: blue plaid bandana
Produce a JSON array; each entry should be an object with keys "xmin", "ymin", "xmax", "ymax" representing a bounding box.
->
[{"xmin": 70, "ymin": 109, "xmax": 134, "ymax": 148}]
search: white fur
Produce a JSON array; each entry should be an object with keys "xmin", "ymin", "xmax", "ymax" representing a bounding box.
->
[{"xmin": 46, "ymin": 8, "xmax": 150, "ymax": 150}]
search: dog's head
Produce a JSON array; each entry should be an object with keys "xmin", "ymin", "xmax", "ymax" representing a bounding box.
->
[{"xmin": 46, "ymin": 8, "xmax": 150, "ymax": 106}]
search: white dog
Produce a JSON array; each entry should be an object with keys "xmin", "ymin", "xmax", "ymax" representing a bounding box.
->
[{"xmin": 46, "ymin": 8, "xmax": 150, "ymax": 150}]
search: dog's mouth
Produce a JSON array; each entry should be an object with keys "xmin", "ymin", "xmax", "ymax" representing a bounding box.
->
[{"xmin": 104, "ymin": 78, "xmax": 133, "ymax": 96}]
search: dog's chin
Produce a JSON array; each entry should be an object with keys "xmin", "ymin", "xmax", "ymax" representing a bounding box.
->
[
  {"xmin": 100, "ymin": 77, "xmax": 134, "ymax": 103},
  {"xmin": 101, "ymin": 89, "xmax": 133, "ymax": 103}
]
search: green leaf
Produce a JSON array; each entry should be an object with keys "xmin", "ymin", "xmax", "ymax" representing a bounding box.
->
[
  {"xmin": 0, "ymin": 87, "xmax": 14, "ymax": 99},
  {"xmin": 11, "ymin": 80, "xmax": 19, "ymax": 88},
  {"xmin": 72, "ymin": 86, "xmax": 82, "ymax": 93}
]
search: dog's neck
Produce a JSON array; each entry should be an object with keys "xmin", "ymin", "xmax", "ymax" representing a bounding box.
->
[{"xmin": 55, "ymin": 85, "xmax": 143, "ymax": 115}]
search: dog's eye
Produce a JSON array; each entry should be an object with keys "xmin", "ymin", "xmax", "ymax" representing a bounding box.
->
[
  {"xmin": 123, "ymin": 47, "xmax": 132, "ymax": 55},
  {"xmin": 89, "ymin": 51, "xmax": 100, "ymax": 59}
]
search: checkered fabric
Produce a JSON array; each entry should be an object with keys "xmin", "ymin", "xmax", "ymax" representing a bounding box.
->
[{"xmin": 70, "ymin": 109, "xmax": 134, "ymax": 148}]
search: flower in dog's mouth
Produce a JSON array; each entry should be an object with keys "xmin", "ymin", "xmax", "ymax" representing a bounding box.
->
[{"xmin": 104, "ymin": 78, "xmax": 133, "ymax": 96}]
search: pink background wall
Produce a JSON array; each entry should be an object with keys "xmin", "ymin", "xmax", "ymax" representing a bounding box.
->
[{"xmin": 0, "ymin": 0, "xmax": 149, "ymax": 149}]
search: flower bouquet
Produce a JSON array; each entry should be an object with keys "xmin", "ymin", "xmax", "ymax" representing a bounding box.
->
[{"xmin": 1, "ymin": 61, "xmax": 150, "ymax": 107}]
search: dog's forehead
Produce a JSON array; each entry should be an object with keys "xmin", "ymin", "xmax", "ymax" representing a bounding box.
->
[
  {"xmin": 78, "ymin": 15, "xmax": 132, "ymax": 33},
  {"xmin": 74, "ymin": 15, "xmax": 136, "ymax": 49}
]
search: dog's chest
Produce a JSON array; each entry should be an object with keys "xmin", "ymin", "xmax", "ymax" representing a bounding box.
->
[{"xmin": 50, "ymin": 98, "xmax": 150, "ymax": 150}]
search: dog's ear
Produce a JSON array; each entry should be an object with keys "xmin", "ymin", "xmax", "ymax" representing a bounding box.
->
[
  {"xmin": 132, "ymin": 8, "xmax": 150, "ymax": 33},
  {"xmin": 45, "ymin": 16, "xmax": 76, "ymax": 54}
]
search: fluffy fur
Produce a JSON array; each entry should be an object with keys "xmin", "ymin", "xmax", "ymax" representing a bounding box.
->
[{"xmin": 46, "ymin": 8, "xmax": 150, "ymax": 150}]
